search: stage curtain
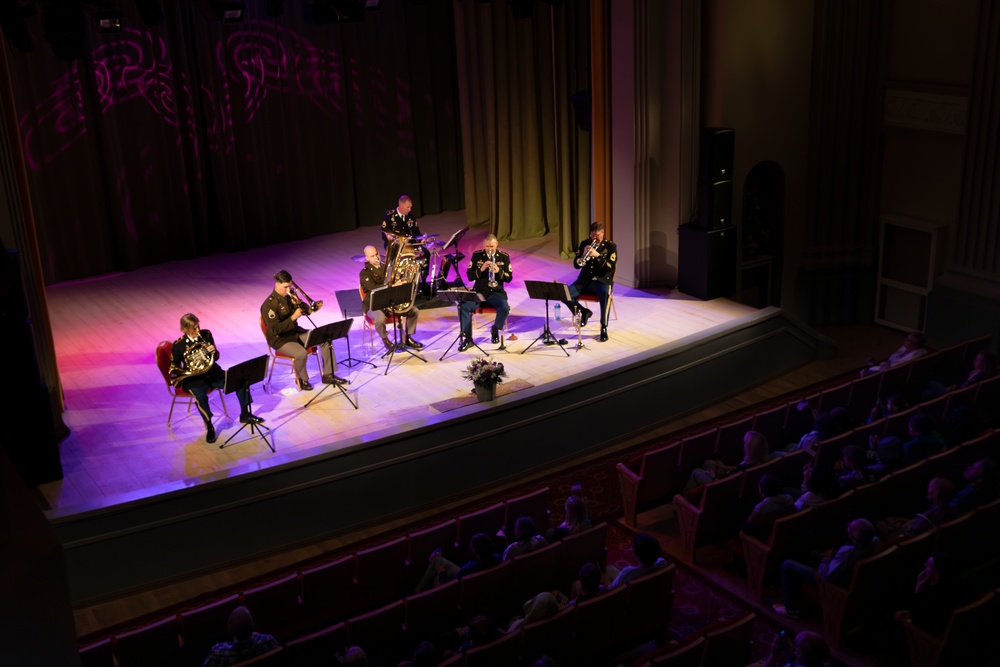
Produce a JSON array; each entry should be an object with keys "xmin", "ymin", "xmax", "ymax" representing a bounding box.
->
[
  {"xmin": 453, "ymin": 0, "xmax": 591, "ymax": 253},
  {"xmin": 4, "ymin": 2, "xmax": 463, "ymax": 283}
]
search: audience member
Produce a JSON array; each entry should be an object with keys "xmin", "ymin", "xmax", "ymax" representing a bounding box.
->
[
  {"xmin": 607, "ymin": 532, "xmax": 668, "ymax": 589},
  {"xmin": 867, "ymin": 392, "xmax": 908, "ymax": 424},
  {"xmin": 456, "ymin": 615, "xmax": 501, "ymax": 653},
  {"xmin": 743, "ymin": 474, "xmax": 796, "ymax": 539},
  {"xmin": 400, "ymin": 640, "xmax": 446, "ymax": 667},
  {"xmin": 773, "ymin": 518, "xmax": 881, "ymax": 619},
  {"xmin": 792, "ymin": 409, "xmax": 851, "ymax": 454},
  {"xmin": 949, "ymin": 458, "xmax": 999, "ymax": 514},
  {"xmin": 756, "ymin": 630, "xmax": 830, "ymax": 667},
  {"xmin": 575, "ymin": 562, "xmax": 606, "ymax": 603},
  {"xmin": 684, "ymin": 430, "xmax": 771, "ymax": 492},
  {"xmin": 456, "ymin": 533, "xmax": 501, "ymax": 579},
  {"xmin": 503, "ymin": 516, "xmax": 549, "ymax": 560},
  {"xmin": 837, "ymin": 445, "xmax": 881, "ymax": 490},
  {"xmin": 794, "ymin": 460, "xmax": 831, "ymax": 511},
  {"xmin": 895, "ymin": 552, "xmax": 970, "ymax": 637},
  {"xmin": 862, "ymin": 331, "xmax": 928, "ymax": 376},
  {"xmin": 338, "ymin": 646, "xmax": 368, "ymax": 667},
  {"xmin": 958, "ymin": 349, "xmax": 997, "ymax": 388},
  {"xmin": 550, "ymin": 494, "xmax": 591, "ymax": 540},
  {"xmin": 900, "ymin": 413, "xmax": 946, "ymax": 465},
  {"xmin": 877, "ymin": 477, "xmax": 956, "ymax": 540},
  {"xmin": 202, "ymin": 606, "xmax": 278, "ymax": 667}
]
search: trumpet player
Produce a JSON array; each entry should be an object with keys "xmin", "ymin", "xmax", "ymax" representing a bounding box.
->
[
  {"xmin": 171, "ymin": 313, "xmax": 260, "ymax": 444},
  {"xmin": 261, "ymin": 270, "xmax": 345, "ymax": 391},
  {"xmin": 458, "ymin": 233, "xmax": 512, "ymax": 351},
  {"xmin": 562, "ymin": 221, "xmax": 616, "ymax": 341},
  {"xmin": 359, "ymin": 245, "xmax": 423, "ymax": 353}
]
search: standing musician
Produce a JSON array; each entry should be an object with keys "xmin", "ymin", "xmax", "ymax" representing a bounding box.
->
[
  {"xmin": 170, "ymin": 313, "xmax": 261, "ymax": 444},
  {"xmin": 260, "ymin": 270, "xmax": 345, "ymax": 391},
  {"xmin": 382, "ymin": 194, "xmax": 430, "ymax": 291},
  {"xmin": 359, "ymin": 245, "xmax": 423, "ymax": 353},
  {"xmin": 458, "ymin": 233, "xmax": 512, "ymax": 351},
  {"xmin": 562, "ymin": 221, "xmax": 617, "ymax": 342}
]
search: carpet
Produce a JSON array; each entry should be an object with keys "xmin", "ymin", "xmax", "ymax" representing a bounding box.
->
[{"xmin": 429, "ymin": 378, "xmax": 534, "ymax": 412}]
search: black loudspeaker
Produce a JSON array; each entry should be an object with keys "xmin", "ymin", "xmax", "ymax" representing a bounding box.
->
[
  {"xmin": 677, "ymin": 223, "xmax": 737, "ymax": 300},
  {"xmin": 699, "ymin": 127, "xmax": 735, "ymax": 181},
  {"xmin": 697, "ymin": 178, "xmax": 733, "ymax": 229}
]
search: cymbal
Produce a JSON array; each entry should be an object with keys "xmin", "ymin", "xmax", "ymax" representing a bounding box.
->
[
  {"xmin": 425, "ymin": 240, "xmax": 444, "ymax": 250},
  {"xmin": 351, "ymin": 255, "xmax": 367, "ymax": 263},
  {"xmin": 411, "ymin": 233, "xmax": 440, "ymax": 240}
]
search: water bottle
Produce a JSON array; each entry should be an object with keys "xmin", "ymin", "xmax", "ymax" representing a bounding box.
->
[{"xmin": 554, "ymin": 303, "xmax": 561, "ymax": 320}]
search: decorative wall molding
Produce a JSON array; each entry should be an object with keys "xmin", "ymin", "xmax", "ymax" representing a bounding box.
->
[{"xmin": 884, "ymin": 89, "xmax": 967, "ymax": 135}]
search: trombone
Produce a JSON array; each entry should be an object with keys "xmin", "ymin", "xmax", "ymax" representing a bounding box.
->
[{"xmin": 289, "ymin": 280, "xmax": 323, "ymax": 326}]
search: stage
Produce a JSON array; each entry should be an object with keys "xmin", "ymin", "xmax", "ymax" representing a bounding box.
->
[{"xmin": 37, "ymin": 211, "xmax": 832, "ymax": 604}]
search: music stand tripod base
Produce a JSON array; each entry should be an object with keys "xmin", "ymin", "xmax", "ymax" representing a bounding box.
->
[
  {"xmin": 369, "ymin": 283, "xmax": 428, "ymax": 375},
  {"xmin": 521, "ymin": 280, "xmax": 571, "ymax": 357},
  {"xmin": 221, "ymin": 354, "xmax": 275, "ymax": 452},
  {"xmin": 436, "ymin": 289, "xmax": 489, "ymax": 361},
  {"xmin": 303, "ymin": 319, "xmax": 359, "ymax": 409}
]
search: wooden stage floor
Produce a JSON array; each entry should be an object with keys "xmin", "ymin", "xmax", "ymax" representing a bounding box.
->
[{"xmin": 40, "ymin": 211, "xmax": 757, "ymax": 515}]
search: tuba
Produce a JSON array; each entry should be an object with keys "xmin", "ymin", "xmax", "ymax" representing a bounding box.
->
[
  {"xmin": 382, "ymin": 236, "xmax": 421, "ymax": 314},
  {"xmin": 169, "ymin": 339, "xmax": 215, "ymax": 386}
]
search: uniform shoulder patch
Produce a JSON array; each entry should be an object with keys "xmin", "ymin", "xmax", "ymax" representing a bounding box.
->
[{"xmin": 267, "ymin": 309, "xmax": 277, "ymax": 320}]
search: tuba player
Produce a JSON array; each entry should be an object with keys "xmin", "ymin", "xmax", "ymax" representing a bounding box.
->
[
  {"xmin": 458, "ymin": 233, "xmax": 512, "ymax": 351},
  {"xmin": 360, "ymin": 245, "xmax": 423, "ymax": 353},
  {"xmin": 170, "ymin": 313, "xmax": 261, "ymax": 443}
]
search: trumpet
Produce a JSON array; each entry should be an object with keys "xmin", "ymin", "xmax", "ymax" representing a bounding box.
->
[
  {"xmin": 575, "ymin": 240, "xmax": 606, "ymax": 269},
  {"xmin": 289, "ymin": 281, "xmax": 323, "ymax": 314},
  {"xmin": 487, "ymin": 252, "xmax": 499, "ymax": 288}
]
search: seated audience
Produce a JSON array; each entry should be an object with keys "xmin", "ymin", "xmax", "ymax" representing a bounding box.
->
[
  {"xmin": 338, "ymin": 646, "xmax": 368, "ymax": 667},
  {"xmin": 958, "ymin": 349, "xmax": 997, "ymax": 388},
  {"xmin": 867, "ymin": 392, "xmax": 908, "ymax": 424},
  {"xmin": 574, "ymin": 562, "xmax": 606, "ymax": 603},
  {"xmin": 503, "ymin": 516, "xmax": 549, "ymax": 560},
  {"xmin": 743, "ymin": 474, "xmax": 796, "ymax": 539},
  {"xmin": 837, "ymin": 445, "xmax": 881, "ymax": 490},
  {"xmin": 456, "ymin": 616, "xmax": 501, "ymax": 654},
  {"xmin": 949, "ymin": 458, "xmax": 999, "ymax": 514},
  {"xmin": 862, "ymin": 331, "xmax": 928, "ymax": 376},
  {"xmin": 400, "ymin": 640, "xmax": 447, "ymax": 667},
  {"xmin": 684, "ymin": 430, "xmax": 771, "ymax": 492},
  {"xmin": 790, "ymin": 408, "xmax": 851, "ymax": 454},
  {"xmin": 895, "ymin": 552, "xmax": 971, "ymax": 637},
  {"xmin": 607, "ymin": 532, "xmax": 668, "ymax": 589},
  {"xmin": 794, "ymin": 460, "xmax": 831, "ymax": 511},
  {"xmin": 202, "ymin": 606, "xmax": 278, "ymax": 667},
  {"xmin": 755, "ymin": 630, "xmax": 830, "ymax": 667},
  {"xmin": 550, "ymin": 493, "xmax": 591, "ymax": 541},
  {"xmin": 773, "ymin": 518, "xmax": 881, "ymax": 619},
  {"xmin": 415, "ymin": 533, "xmax": 501, "ymax": 592},
  {"xmin": 877, "ymin": 477, "xmax": 956, "ymax": 540}
]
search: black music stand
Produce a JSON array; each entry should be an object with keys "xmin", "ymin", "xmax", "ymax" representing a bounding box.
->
[
  {"xmin": 302, "ymin": 319, "xmax": 358, "ymax": 409},
  {"xmin": 221, "ymin": 354, "xmax": 272, "ymax": 451},
  {"xmin": 521, "ymin": 280, "xmax": 571, "ymax": 357},
  {"xmin": 334, "ymin": 289, "xmax": 376, "ymax": 370},
  {"xmin": 437, "ymin": 225, "xmax": 470, "ymax": 290},
  {"xmin": 436, "ymin": 289, "xmax": 487, "ymax": 360},
  {"xmin": 369, "ymin": 283, "xmax": 428, "ymax": 374}
]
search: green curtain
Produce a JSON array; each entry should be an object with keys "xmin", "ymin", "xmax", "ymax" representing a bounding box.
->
[{"xmin": 453, "ymin": 0, "xmax": 591, "ymax": 255}]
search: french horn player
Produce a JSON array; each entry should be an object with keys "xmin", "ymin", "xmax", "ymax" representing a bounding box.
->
[
  {"xmin": 459, "ymin": 233, "xmax": 512, "ymax": 351},
  {"xmin": 170, "ymin": 313, "xmax": 261, "ymax": 444}
]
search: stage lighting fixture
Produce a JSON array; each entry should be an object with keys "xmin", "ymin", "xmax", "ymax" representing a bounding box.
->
[
  {"xmin": 195, "ymin": 0, "xmax": 245, "ymax": 23},
  {"xmin": 0, "ymin": 2, "xmax": 33, "ymax": 53},
  {"xmin": 96, "ymin": 9, "xmax": 123, "ymax": 33},
  {"xmin": 510, "ymin": 0, "xmax": 534, "ymax": 19},
  {"xmin": 265, "ymin": 0, "xmax": 285, "ymax": 17},
  {"xmin": 134, "ymin": 0, "xmax": 164, "ymax": 26},
  {"xmin": 42, "ymin": 1, "xmax": 84, "ymax": 60},
  {"xmin": 364, "ymin": 0, "xmax": 383, "ymax": 9},
  {"xmin": 304, "ymin": 0, "xmax": 365, "ymax": 24}
]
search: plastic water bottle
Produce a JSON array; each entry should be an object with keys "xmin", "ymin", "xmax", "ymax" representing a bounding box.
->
[{"xmin": 554, "ymin": 303, "xmax": 561, "ymax": 320}]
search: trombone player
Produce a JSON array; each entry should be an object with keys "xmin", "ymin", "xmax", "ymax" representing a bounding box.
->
[
  {"xmin": 360, "ymin": 245, "xmax": 423, "ymax": 353},
  {"xmin": 458, "ymin": 233, "xmax": 511, "ymax": 351},
  {"xmin": 261, "ymin": 270, "xmax": 345, "ymax": 391},
  {"xmin": 562, "ymin": 221, "xmax": 616, "ymax": 341},
  {"xmin": 170, "ymin": 313, "xmax": 261, "ymax": 444}
]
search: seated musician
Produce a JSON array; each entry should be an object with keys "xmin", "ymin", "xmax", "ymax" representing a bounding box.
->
[
  {"xmin": 382, "ymin": 194, "xmax": 430, "ymax": 292},
  {"xmin": 561, "ymin": 221, "xmax": 616, "ymax": 342},
  {"xmin": 360, "ymin": 245, "xmax": 423, "ymax": 353},
  {"xmin": 260, "ymin": 270, "xmax": 345, "ymax": 391},
  {"xmin": 458, "ymin": 233, "xmax": 511, "ymax": 351},
  {"xmin": 170, "ymin": 313, "xmax": 260, "ymax": 444}
]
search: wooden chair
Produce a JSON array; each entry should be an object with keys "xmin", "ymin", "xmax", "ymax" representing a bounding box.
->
[
  {"xmin": 714, "ymin": 415, "xmax": 754, "ymax": 464},
  {"xmin": 345, "ymin": 600, "xmax": 406, "ymax": 667},
  {"xmin": 818, "ymin": 545, "xmax": 905, "ymax": 648},
  {"xmin": 239, "ymin": 573, "xmax": 305, "ymax": 644},
  {"xmin": 502, "ymin": 486, "xmax": 550, "ymax": 542},
  {"xmin": 113, "ymin": 615, "xmax": 182, "ymax": 667},
  {"xmin": 699, "ymin": 612, "xmax": 755, "ymax": 666},
  {"xmin": 237, "ymin": 647, "xmax": 284, "ymax": 665},
  {"xmin": 458, "ymin": 560, "xmax": 515, "ymax": 621},
  {"xmin": 360, "ymin": 285, "xmax": 403, "ymax": 354},
  {"xmin": 673, "ymin": 472, "xmax": 744, "ymax": 562},
  {"xmin": 623, "ymin": 563, "xmax": 676, "ymax": 646},
  {"xmin": 752, "ymin": 402, "xmax": 789, "ymax": 445},
  {"xmin": 557, "ymin": 522, "xmax": 608, "ymax": 593},
  {"xmin": 899, "ymin": 590, "xmax": 1000, "ymax": 667},
  {"xmin": 179, "ymin": 594, "xmax": 241, "ymax": 666},
  {"xmin": 403, "ymin": 579, "xmax": 461, "ymax": 644},
  {"xmin": 463, "ymin": 627, "xmax": 523, "ymax": 667},
  {"xmin": 355, "ymin": 536, "xmax": 409, "ymax": 611},
  {"xmin": 572, "ymin": 584, "xmax": 629, "ymax": 657},
  {"xmin": 646, "ymin": 636, "xmax": 705, "ymax": 666},
  {"xmin": 818, "ymin": 380, "xmax": 854, "ymax": 414},
  {"xmin": 509, "ymin": 539, "xmax": 562, "ymax": 605},
  {"xmin": 456, "ymin": 502, "xmax": 505, "ymax": 555},
  {"xmin": 284, "ymin": 622, "xmax": 348, "ymax": 667},
  {"xmin": 406, "ymin": 518, "xmax": 459, "ymax": 590},
  {"xmin": 258, "ymin": 315, "xmax": 319, "ymax": 391},
  {"xmin": 616, "ymin": 441, "xmax": 681, "ymax": 526},
  {"xmin": 521, "ymin": 604, "xmax": 576, "ymax": 664},
  {"xmin": 740, "ymin": 507, "xmax": 817, "ymax": 601},
  {"xmin": 155, "ymin": 340, "xmax": 227, "ymax": 425},
  {"xmin": 299, "ymin": 554, "xmax": 359, "ymax": 633}
]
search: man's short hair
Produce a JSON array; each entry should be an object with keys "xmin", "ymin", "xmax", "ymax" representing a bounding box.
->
[
  {"xmin": 484, "ymin": 233, "xmax": 498, "ymax": 243},
  {"xmin": 589, "ymin": 221, "xmax": 605, "ymax": 233},
  {"xmin": 227, "ymin": 606, "xmax": 255, "ymax": 641},
  {"xmin": 632, "ymin": 532, "xmax": 661, "ymax": 567},
  {"xmin": 398, "ymin": 195, "xmax": 412, "ymax": 206},
  {"xmin": 274, "ymin": 270, "xmax": 292, "ymax": 283}
]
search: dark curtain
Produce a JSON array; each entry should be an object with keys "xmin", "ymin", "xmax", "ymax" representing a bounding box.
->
[
  {"xmin": 6, "ymin": 1, "xmax": 463, "ymax": 283},
  {"xmin": 453, "ymin": 0, "xmax": 590, "ymax": 250}
]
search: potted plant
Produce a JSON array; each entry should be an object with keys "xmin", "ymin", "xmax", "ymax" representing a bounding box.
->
[{"xmin": 462, "ymin": 357, "xmax": 507, "ymax": 402}]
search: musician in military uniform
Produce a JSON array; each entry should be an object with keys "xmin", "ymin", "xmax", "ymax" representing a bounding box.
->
[
  {"xmin": 562, "ymin": 221, "xmax": 616, "ymax": 341},
  {"xmin": 458, "ymin": 233, "xmax": 512, "ymax": 351},
  {"xmin": 171, "ymin": 313, "xmax": 260, "ymax": 444},
  {"xmin": 260, "ymin": 270, "xmax": 345, "ymax": 391},
  {"xmin": 382, "ymin": 194, "xmax": 430, "ymax": 292},
  {"xmin": 359, "ymin": 245, "xmax": 423, "ymax": 353}
]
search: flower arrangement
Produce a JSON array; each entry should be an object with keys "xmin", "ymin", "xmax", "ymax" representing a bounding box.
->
[{"xmin": 462, "ymin": 357, "xmax": 507, "ymax": 386}]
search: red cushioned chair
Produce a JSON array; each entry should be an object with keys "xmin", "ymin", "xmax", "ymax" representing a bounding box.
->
[
  {"xmin": 156, "ymin": 340, "xmax": 227, "ymax": 426},
  {"xmin": 258, "ymin": 315, "xmax": 320, "ymax": 391}
]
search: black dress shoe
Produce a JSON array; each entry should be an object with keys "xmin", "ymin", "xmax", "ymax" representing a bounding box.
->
[
  {"xmin": 322, "ymin": 374, "xmax": 349, "ymax": 386},
  {"xmin": 240, "ymin": 413, "xmax": 264, "ymax": 425},
  {"xmin": 599, "ymin": 326, "xmax": 609, "ymax": 342},
  {"xmin": 298, "ymin": 379, "xmax": 314, "ymax": 391},
  {"xmin": 381, "ymin": 337, "xmax": 394, "ymax": 353},
  {"xmin": 580, "ymin": 308, "xmax": 593, "ymax": 327},
  {"xmin": 491, "ymin": 327, "xmax": 500, "ymax": 344},
  {"xmin": 458, "ymin": 336, "xmax": 473, "ymax": 352},
  {"xmin": 206, "ymin": 426, "xmax": 217, "ymax": 444},
  {"xmin": 405, "ymin": 337, "xmax": 424, "ymax": 350}
]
